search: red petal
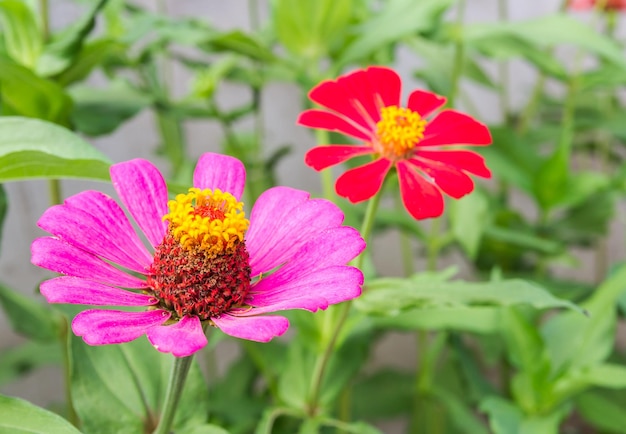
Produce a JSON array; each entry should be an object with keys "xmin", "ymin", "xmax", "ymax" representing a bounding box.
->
[
  {"xmin": 417, "ymin": 150, "xmax": 491, "ymax": 178},
  {"xmin": 335, "ymin": 158, "xmax": 392, "ymax": 203},
  {"xmin": 305, "ymin": 145, "xmax": 374, "ymax": 171},
  {"xmin": 397, "ymin": 160, "xmax": 444, "ymax": 220},
  {"xmin": 308, "ymin": 67, "xmax": 401, "ymax": 131},
  {"xmin": 419, "ymin": 110, "xmax": 492, "ymax": 147},
  {"xmin": 407, "ymin": 90, "xmax": 447, "ymax": 118},
  {"xmin": 407, "ymin": 158, "xmax": 474, "ymax": 199},
  {"xmin": 298, "ymin": 109, "xmax": 372, "ymax": 141}
]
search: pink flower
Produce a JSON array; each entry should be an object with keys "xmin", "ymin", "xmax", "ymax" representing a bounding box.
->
[
  {"xmin": 298, "ymin": 66, "xmax": 492, "ymax": 220},
  {"xmin": 32, "ymin": 153, "xmax": 365, "ymax": 357}
]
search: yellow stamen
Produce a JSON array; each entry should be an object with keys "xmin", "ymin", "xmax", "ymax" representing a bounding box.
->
[
  {"xmin": 163, "ymin": 187, "xmax": 249, "ymax": 256},
  {"xmin": 375, "ymin": 105, "xmax": 427, "ymax": 158}
]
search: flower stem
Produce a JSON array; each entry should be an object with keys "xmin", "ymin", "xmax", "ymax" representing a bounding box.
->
[
  {"xmin": 307, "ymin": 190, "xmax": 382, "ymax": 415},
  {"xmin": 152, "ymin": 355, "xmax": 195, "ymax": 434},
  {"xmin": 59, "ymin": 316, "xmax": 78, "ymax": 427}
]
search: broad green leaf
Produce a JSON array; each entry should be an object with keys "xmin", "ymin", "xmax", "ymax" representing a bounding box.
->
[
  {"xmin": 338, "ymin": 0, "xmax": 456, "ymax": 66},
  {"xmin": 542, "ymin": 263, "xmax": 626, "ymax": 374},
  {"xmin": 432, "ymin": 387, "xmax": 489, "ymax": 434},
  {"xmin": 36, "ymin": 0, "xmax": 108, "ymax": 76},
  {"xmin": 356, "ymin": 275, "xmax": 582, "ymax": 315},
  {"xmin": 56, "ymin": 39, "xmax": 125, "ymax": 87},
  {"xmin": 273, "ymin": 0, "xmax": 353, "ymax": 60},
  {"xmin": 533, "ymin": 147, "xmax": 569, "ymax": 211},
  {"xmin": 373, "ymin": 306, "xmax": 500, "ymax": 334},
  {"xmin": 0, "ymin": 341, "xmax": 61, "ymax": 386},
  {"xmin": 351, "ymin": 370, "xmax": 413, "ymax": 420},
  {"xmin": 576, "ymin": 391, "xmax": 626, "ymax": 433},
  {"xmin": 0, "ymin": 0, "xmax": 41, "ymax": 68},
  {"xmin": 0, "ymin": 394, "xmax": 82, "ymax": 434},
  {"xmin": 0, "ymin": 117, "xmax": 111, "ymax": 182},
  {"xmin": 69, "ymin": 80, "xmax": 152, "ymax": 136},
  {"xmin": 480, "ymin": 396, "xmax": 523, "ymax": 434},
  {"xmin": 205, "ymin": 30, "xmax": 275, "ymax": 62},
  {"xmin": 71, "ymin": 336, "xmax": 208, "ymax": 434},
  {"xmin": 449, "ymin": 189, "xmax": 490, "ymax": 259},
  {"xmin": 0, "ymin": 282, "xmax": 62, "ymax": 341},
  {"xmin": 464, "ymin": 15, "xmax": 626, "ymax": 69},
  {"xmin": 0, "ymin": 57, "xmax": 72, "ymax": 125},
  {"xmin": 277, "ymin": 340, "xmax": 315, "ymax": 411},
  {"xmin": 464, "ymin": 31, "xmax": 566, "ymax": 79},
  {"xmin": 179, "ymin": 424, "xmax": 229, "ymax": 434},
  {"xmin": 553, "ymin": 363, "xmax": 626, "ymax": 403}
]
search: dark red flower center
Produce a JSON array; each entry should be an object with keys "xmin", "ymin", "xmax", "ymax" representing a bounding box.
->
[{"xmin": 146, "ymin": 187, "xmax": 251, "ymax": 321}]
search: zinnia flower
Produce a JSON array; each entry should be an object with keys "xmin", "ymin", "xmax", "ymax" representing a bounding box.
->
[
  {"xmin": 31, "ymin": 153, "xmax": 365, "ymax": 357},
  {"xmin": 568, "ymin": 0, "xmax": 626, "ymax": 10},
  {"xmin": 298, "ymin": 66, "xmax": 492, "ymax": 220}
]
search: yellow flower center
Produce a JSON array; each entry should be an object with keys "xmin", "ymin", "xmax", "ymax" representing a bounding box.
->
[
  {"xmin": 163, "ymin": 187, "xmax": 249, "ymax": 256},
  {"xmin": 375, "ymin": 105, "xmax": 427, "ymax": 158}
]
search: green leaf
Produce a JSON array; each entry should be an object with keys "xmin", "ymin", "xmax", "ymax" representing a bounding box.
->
[
  {"xmin": 480, "ymin": 396, "xmax": 523, "ymax": 434},
  {"xmin": 69, "ymin": 80, "xmax": 152, "ymax": 136},
  {"xmin": 273, "ymin": 0, "xmax": 353, "ymax": 60},
  {"xmin": 36, "ymin": 0, "xmax": 108, "ymax": 77},
  {"xmin": 205, "ymin": 30, "xmax": 275, "ymax": 62},
  {"xmin": 179, "ymin": 424, "xmax": 229, "ymax": 434},
  {"xmin": 464, "ymin": 15, "xmax": 626, "ymax": 69},
  {"xmin": 0, "ymin": 56, "xmax": 73, "ymax": 125},
  {"xmin": 0, "ymin": 282, "xmax": 62, "ymax": 341},
  {"xmin": 373, "ymin": 306, "xmax": 500, "ymax": 334},
  {"xmin": 278, "ymin": 340, "xmax": 315, "ymax": 411},
  {"xmin": 356, "ymin": 275, "xmax": 583, "ymax": 316},
  {"xmin": 56, "ymin": 39, "xmax": 125, "ymax": 87},
  {"xmin": 0, "ymin": 117, "xmax": 112, "ymax": 182},
  {"xmin": 0, "ymin": 0, "xmax": 42, "ymax": 68},
  {"xmin": 351, "ymin": 370, "xmax": 413, "ymax": 420},
  {"xmin": 71, "ymin": 336, "xmax": 208, "ymax": 434},
  {"xmin": 576, "ymin": 391, "xmax": 626, "ymax": 433},
  {"xmin": 533, "ymin": 147, "xmax": 569, "ymax": 211},
  {"xmin": 542, "ymin": 263, "xmax": 626, "ymax": 374},
  {"xmin": 0, "ymin": 394, "xmax": 82, "ymax": 433},
  {"xmin": 0, "ymin": 341, "xmax": 62, "ymax": 386},
  {"xmin": 432, "ymin": 387, "xmax": 489, "ymax": 434},
  {"xmin": 338, "ymin": 0, "xmax": 456, "ymax": 66},
  {"xmin": 449, "ymin": 189, "xmax": 490, "ymax": 259}
]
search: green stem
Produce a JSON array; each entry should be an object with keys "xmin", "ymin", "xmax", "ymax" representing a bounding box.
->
[
  {"xmin": 48, "ymin": 179, "xmax": 62, "ymax": 206},
  {"xmin": 306, "ymin": 191, "xmax": 382, "ymax": 416},
  {"xmin": 59, "ymin": 317, "xmax": 78, "ymax": 427},
  {"xmin": 152, "ymin": 355, "xmax": 195, "ymax": 434},
  {"xmin": 314, "ymin": 129, "xmax": 336, "ymax": 201},
  {"xmin": 39, "ymin": 0, "xmax": 49, "ymax": 41}
]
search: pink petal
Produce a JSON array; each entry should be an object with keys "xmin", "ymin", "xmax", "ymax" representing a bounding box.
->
[
  {"xmin": 72, "ymin": 309, "xmax": 170, "ymax": 346},
  {"xmin": 305, "ymin": 145, "xmax": 374, "ymax": 171},
  {"xmin": 38, "ymin": 191, "xmax": 152, "ymax": 274},
  {"xmin": 335, "ymin": 158, "xmax": 392, "ymax": 203},
  {"xmin": 249, "ymin": 265, "xmax": 363, "ymax": 310},
  {"xmin": 407, "ymin": 89, "xmax": 447, "ymax": 118},
  {"xmin": 397, "ymin": 160, "xmax": 444, "ymax": 220},
  {"xmin": 40, "ymin": 276, "xmax": 155, "ymax": 306},
  {"xmin": 32, "ymin": 237, "xmax": 148, "ymax": 288},
  {"xmin": 246, "ymin": 187, "xmax": 346, "ymax": 276},
  {"xmin": 147, "ymin": 316, "xmax": 207, "ymax": 357},
  {"xmin": 407, "ymin": 158, "xmax": 475, "ymax": 199},
  {"xmin": 193, "ymin": 152, "xmax": 246, "ymax": 201},
  {"xmin": 417, "ymin": 150, "xmax": 491, "ymax": 178},
  {"xmin": 298, "ymin": 110, "xmax": 372, "ymax": 141},
  {"xmin": 110, "ymin": 159, "xmax": 168, "ymax": 248},
  {"xmin": 251, "ymin": 227, "xmax": 365, "ymax": 289},
  {"xmin": 211, "ymin": 314, "xmax": 288, "ymax": 342},
  {"xmin": 419, "ymin": 110, "xmax": 492, "ymax": 148}
]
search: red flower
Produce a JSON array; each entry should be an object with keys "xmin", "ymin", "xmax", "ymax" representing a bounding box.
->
[
  {"xmin": 298, "ymin": 66, "xmax": 492, "ymax": 220},
  {"xmin": 568, "ymin": 0, "xmax": 626, "ymax": 10}
]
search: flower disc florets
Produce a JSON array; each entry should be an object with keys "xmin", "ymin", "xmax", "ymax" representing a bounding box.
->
[
  {"xmin": 374, "ymin": 105, "xmax": 427, "ymax": 159},
  {"xmin": 147, "ymin": 187, "xmax": 251, "ymax": 320}
]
